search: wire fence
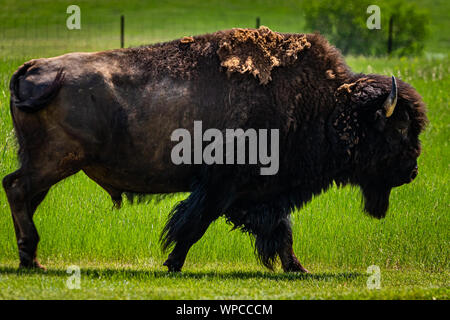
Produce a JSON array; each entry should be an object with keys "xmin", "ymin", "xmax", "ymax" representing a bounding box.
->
[{"xmin": 0, "ymin": 12, "xmax": 304, "ymax": 59}]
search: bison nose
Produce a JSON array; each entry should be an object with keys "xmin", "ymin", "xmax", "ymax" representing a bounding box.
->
[{"xmin": 410, "ymin": 165, "xmax": 418, "ymax": 181}]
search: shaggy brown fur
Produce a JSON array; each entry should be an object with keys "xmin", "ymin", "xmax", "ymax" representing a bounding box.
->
[
  {"xmin": 217, "ymin": 26, "xmax": 311, "ymax": 84},
  {"xmin": 129, "ymin": 27, "xmax": 335, "ymax": 85}
]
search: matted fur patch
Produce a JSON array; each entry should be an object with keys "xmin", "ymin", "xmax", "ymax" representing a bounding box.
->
[{"xmin": 217, "ymin": 26, "xmax": 311, "ymax": 85}]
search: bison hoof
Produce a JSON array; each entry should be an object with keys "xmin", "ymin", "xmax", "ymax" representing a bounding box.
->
[
  {"xmin": 298, "ymin": 267, "xmax": 310, "ymax": 274},
  {"xmin": 285, "ymin": 267, "xmax": 310, "ymax": 274},
  {"xmin": 18, "ymin": 251, "xmax": 46, "ymax": 270},
  {"xmin": 19, "ymin": 259, "xmax": 46, "ymax": 271},
  {"xmin": 163, "ymin": 259, "xmax": 182, "ymax": 272},
  {"xmin": 283, "ymin": 263, "xmax": 310, "ymax": 274}
]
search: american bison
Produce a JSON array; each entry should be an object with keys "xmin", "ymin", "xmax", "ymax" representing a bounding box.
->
[{"xmin": 3, "ymin": 27, "xmax": 427, "ymax": 272}]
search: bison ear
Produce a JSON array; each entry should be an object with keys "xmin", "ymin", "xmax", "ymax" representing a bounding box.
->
[{"xmin": 373, "ymin": 108, "xmax": 387, "ymax": 132}]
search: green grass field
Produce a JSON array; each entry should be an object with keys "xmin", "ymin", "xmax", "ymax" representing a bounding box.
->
[{"xmin": 0, "ymin": 0, "xmax": 449, "ymax": 299}]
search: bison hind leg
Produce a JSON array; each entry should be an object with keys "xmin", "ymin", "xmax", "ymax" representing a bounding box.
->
[{"xmin": 3, "ymin": 165, "xmax": 77, "ymax": 270}]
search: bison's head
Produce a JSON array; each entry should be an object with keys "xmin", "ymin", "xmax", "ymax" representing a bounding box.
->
[{"xmin": 332, "ymin": 75, "xmax": 428, "ymax": 218}]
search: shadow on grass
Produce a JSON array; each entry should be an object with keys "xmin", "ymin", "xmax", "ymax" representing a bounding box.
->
[{"xmin": 0, "ymin": 266, "xmax": 363, "ymax": 282}]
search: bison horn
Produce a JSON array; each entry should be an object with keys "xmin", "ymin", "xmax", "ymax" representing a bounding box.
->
[{"xmin": 383, "ymin": 76, "xmax": 398, "ymax": 118}]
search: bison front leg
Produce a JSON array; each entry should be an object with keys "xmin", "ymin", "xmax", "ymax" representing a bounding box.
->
[
  {"xmin": 161, "ymin": 174, "xmax": 233, "ymax": 272},
  {"xmin": 2, "ymin": 170, "xmax": 49, "ymax": 269},
  {"xmin": 162, "ymin": 218, "xmax": 213, "ymax": 272},
  {"xmin": 238, "ymin": 213, "xmax": 309, "ymax": 273},
  {"xmin": 276, "ymin": 217, "xmax": 309, "ymax": 273},
  {"xmin": 161, "ymin": 194, "xmax": 221, "ymax": 272}
]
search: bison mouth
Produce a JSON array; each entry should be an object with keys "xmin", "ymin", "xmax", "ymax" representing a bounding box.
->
[{"xmin": 361, "ymin": 184, "xmax": 392, "ymax": 219}]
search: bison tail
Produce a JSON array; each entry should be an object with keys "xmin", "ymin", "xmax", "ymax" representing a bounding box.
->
[{"xmin": 10, "ymin": 62, "xmax": 64, "ymax": 113}]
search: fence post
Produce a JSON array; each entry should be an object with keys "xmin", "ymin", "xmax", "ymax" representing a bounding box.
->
[
  {"xmin": 387, "ymin": 15, "xmax": 393, "ymax": 55},
  {"xmin": 120, "ymin": 15, "xmax": 125, "ymax": 48},
  {"xmin": 256, "ymin": 17, "xmax": 260, "ymax": 28}
]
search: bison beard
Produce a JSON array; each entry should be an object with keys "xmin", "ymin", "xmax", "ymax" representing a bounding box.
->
[{"xmin": 361, "ymin": 184, "xmax": 392, "ymax": 219}]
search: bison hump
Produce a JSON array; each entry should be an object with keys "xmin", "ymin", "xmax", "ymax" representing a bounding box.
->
[{"xmin": 217, "ymin": 26, "xmax": 311, "ymax": 85}]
